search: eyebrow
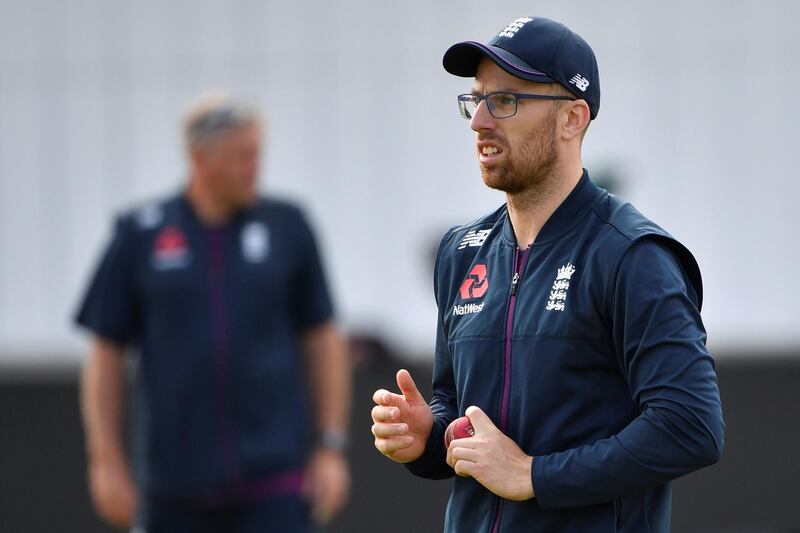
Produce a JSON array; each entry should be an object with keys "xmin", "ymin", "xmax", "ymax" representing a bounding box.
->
[{"xmin": 470, "ymin": 87, "xmax": 521, "ymax": 95}]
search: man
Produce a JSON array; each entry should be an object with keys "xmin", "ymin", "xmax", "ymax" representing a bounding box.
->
[
  {"xmin": 77, "ymin": 93, "xmax": 351, "ymax": 532},
  {"xmin": 371, "ymin": 16, "xmax": 723, "ymax": 532}
]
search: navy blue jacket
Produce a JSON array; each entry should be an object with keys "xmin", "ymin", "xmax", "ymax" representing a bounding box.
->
[
  {"xmin": 76, "ymin": 194, "xmax": 333, "ymax": 498},
  {"xmin": 407, "ymin": 172, "xmax": 724, "ymax": 532}
]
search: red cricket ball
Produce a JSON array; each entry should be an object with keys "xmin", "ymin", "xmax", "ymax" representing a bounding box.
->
[{"xmin": 444, "ymin": 415, "xmax": 475, "ymax": 448}]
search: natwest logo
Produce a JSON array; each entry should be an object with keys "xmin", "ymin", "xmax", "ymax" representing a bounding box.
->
[
  {"xmin": 453, "ymin": 302, "xmax": 484, "ymax": 316},
  {"xmin": 459, "ymin": 264, "xmax": 489, "ymax": 300}
]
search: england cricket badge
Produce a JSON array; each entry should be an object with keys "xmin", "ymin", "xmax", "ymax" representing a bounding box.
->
[
  {"xmin": 545, "ymin": 263, "xmax": 576, "ymax": 312},
  {"xmin": 241, "ymin": 222, "xmax": 269, "ymax": 263}
]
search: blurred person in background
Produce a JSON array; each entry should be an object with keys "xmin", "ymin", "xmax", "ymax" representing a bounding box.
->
[
  {"xmin": 371, "ymin": 16, "xmax": 723, "ymax": 532},
  {"xmin": 76, "ymin": 92, "xmax": 351, "ymax": 532}
]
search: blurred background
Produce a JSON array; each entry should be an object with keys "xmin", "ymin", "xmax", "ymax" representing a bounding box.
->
[{"xmin": 1, "ymin": 0, "xmax": 799, "ymax": 532}]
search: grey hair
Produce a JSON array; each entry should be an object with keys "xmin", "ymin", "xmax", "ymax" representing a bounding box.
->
[{"xmin": 183, "ymin": 92, "xmax": 261, "ymax": 150}]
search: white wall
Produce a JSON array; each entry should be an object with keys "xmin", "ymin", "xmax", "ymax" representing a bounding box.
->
[{"xmin": 1, "ymin": 0, "xmax": 798, "ymax": 363}]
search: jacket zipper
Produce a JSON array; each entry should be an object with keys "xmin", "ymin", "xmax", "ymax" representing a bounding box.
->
[
  {"xmin": 489, "ymin": 245, "xmax": 531, "ymax": 533},
  {"xmin": 209, "ymin": 228, "xmax": 240, "ymax": 485}
]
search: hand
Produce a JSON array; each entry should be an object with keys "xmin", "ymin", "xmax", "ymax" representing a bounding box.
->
[
  {"xmin": 303, "ymin": 448, "xmax": 350, "ymax": 525},
  {"xmin": 446, "ymin": 406, "xmax": 534, "ymax": 501},
  {"xmin": 371, "ymin": 369, "xmax": 433, "ymax": 463},
  {"xmin": 87, "ymin": 455, "xmax": 137, "ymax": 528}
]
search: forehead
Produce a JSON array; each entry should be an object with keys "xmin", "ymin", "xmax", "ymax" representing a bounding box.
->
[
  {"xmin": 206, "ymin": 123, "xmax": 261, "ymax": 151},
  {"xmin": 473, "ymin": 57, "xmax": 548, "ymax": 93}
]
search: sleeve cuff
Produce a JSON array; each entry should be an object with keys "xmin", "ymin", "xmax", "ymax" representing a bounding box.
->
[
  {"xmin": 532, "ymin": 453, "xmax": 552, "ymax": 510},
  {"xmin": 74, "ymin": 316, "xmax": 130, "ymax": 348},
  {"xmin": 404, "ymin": 419, "xmax": 453, "ymax": 480}
]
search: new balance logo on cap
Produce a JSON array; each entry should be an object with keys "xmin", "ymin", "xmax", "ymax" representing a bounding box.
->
[
  {"xmin": 569, "ymin": 74, "xmax": 590, "ymax": 92},
  {"xmin": 498, "ymin": 17, "xmax": 533, "ymax": 38}
]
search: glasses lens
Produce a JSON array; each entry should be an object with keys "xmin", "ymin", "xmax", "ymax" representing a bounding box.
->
[
  {"xmin": 487, "ymin": 93, "xmax": 517, "ymax": 119},
  {"xmin": 458, "ymin": 95, "xmax": 478, "ymax": 119}
]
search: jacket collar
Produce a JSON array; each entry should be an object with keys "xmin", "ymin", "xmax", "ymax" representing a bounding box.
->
[
  {"xmin": 178, "ymin": 189, "xmax": 253, "ymax": 230},
  {"xmin": 501, "ymin": 169, "xmax": 604, "ymax": 247}
]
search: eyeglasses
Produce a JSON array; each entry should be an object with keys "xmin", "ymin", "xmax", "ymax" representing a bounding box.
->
[{"xmin": 457, "ymin": 92, "xmax": 576, "ymax": 120}]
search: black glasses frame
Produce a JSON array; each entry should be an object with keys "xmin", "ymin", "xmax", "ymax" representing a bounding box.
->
[{"xmin": 457, "ymin": 91, "xmax": 576, "ymax": 119}]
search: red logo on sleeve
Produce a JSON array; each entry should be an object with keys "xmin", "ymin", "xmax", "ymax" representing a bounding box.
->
[{"xmin": 460, "ymin": 264, "xmax": 489, "ymax": 300}]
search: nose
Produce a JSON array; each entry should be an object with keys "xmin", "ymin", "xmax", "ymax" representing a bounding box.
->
[{"xmin": 469, "ymin": 99, "xmax": 496, "ymax": 133}]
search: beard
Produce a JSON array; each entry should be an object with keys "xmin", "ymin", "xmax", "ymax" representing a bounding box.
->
[{"xmin": 479, "ymin": 111, "xmax": 559, "ymax": 195}]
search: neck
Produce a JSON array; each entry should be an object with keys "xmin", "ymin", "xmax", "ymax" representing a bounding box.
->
[
  {"xmin": 506, "ymin": 160, "xmax": 583, "ymax": 248},
  {"xmin": 185, "ymin": 175, "xmax": 235, "ymax": 226}
]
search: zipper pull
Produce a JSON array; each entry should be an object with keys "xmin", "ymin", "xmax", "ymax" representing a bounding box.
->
[{"xmin": 510, "ymin": 272, "xmax": 520, "ymax": 296}]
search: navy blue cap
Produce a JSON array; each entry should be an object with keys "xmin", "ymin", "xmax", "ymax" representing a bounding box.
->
[{"xmin": 443, "ymin": 17, "xmax": 600, "ymax": 119}]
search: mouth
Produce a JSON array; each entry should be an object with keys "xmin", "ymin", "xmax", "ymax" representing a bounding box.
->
[{"xmin": 477, "ymin": 142, "xmax": 503, "ymax": 165}]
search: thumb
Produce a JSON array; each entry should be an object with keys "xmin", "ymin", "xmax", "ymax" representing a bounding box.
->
[
  {"xmin": 396, "ymin": 369, "xmax": 426, "ymax": 405},
  {"xmin": 465, "ymin": 405, "xmax": 496, "ymax": 434}
]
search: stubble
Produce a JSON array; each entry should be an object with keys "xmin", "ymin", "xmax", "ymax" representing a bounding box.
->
[{"xmin": 480, "ymin": 109, "xmax": 559, "ymax": 196}]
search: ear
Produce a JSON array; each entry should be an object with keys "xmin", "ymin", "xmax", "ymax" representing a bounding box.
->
[{"xmin": 561, "ymin": 99, "xmax": 591, "ymax": 142}]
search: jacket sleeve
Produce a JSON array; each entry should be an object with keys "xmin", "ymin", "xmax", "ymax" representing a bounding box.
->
[
  {"xmin": 532, "ymin": 238, "xmax": 724, "ymax": 510},
  {"xmin": 290, "ymin": 208, "xmax": 335, "ymax": 331},
  {"xmin": 74, "ymin": 215, "xmax": 141, "ymax": 347},
  {"xmin": 405, "ymin": 232, "xmax": 459, "ymax": 479}
]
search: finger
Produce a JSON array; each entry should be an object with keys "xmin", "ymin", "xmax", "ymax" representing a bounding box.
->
[
  {"xmin": 96, "ymin": 500, "xmax": 113, "ymax": 524},
  {"xmin": 108, "ymin": 502, "xmax": 134, "ymax": 529},
  {"xmin": 454, "ymin": 459, "xmax": 477, "ymax": 478},
  {"xmin": 316, "ymin": 504, "xmax": 333, "ymax": 526},
  {"xmin": 450, "ymin": 446, "xmax": 480, "ymax": 463},
  {"xmin": 374, "ymin": 436, "xmax": 413, "ymax": 454},
  {"xmin": 447, "ymin": 440, "xmax": 478, "ymax": 467},
  {"xmin": 465, "ymin": 405, "xmax": 496, "ymax": 434},
  {"xmin": 312, "ymin": 500, "xmax": 330, "ymax": 525},
  {"xmin": 372, "ymin": 388, "xmax": 404, "ymax": 406},
  {"xmin": 448, "ymin": 436, "xmax": 479, "ymax": 449},
  {"xmin": 305, "ymin": 475, "xmax": 326, "ymax": 524},
  {"xmin": 328, "ymin": 470, "xmax": 350, "ymax": 516},
  {"xmin": 320, "ymin": 481, "xmax": 347, "ymax": 523},
  {"xmin": 101, "ymin": 486, "xmax": 135, "ymax": 528},
  {"xmin": 313, "ymin": 487, "xmax": 333, "ymax": 525},
  {"xmin": 328, "ymin": 492, "xmax": 346, "ymax": 519},
  {"xmin": 371, "ymin": 405, "xmax": 400, "ymax": 422},
  {"xmin": 320, "ymin": 488, "xmax": 347, "ymax": 525},
  {"xmin": 371, "ymin": 422, "xmax": 408, "ymax": 438},
  {"xmin": 396, "ymin": 369, "xmax": 426, "ymax": 405}
]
